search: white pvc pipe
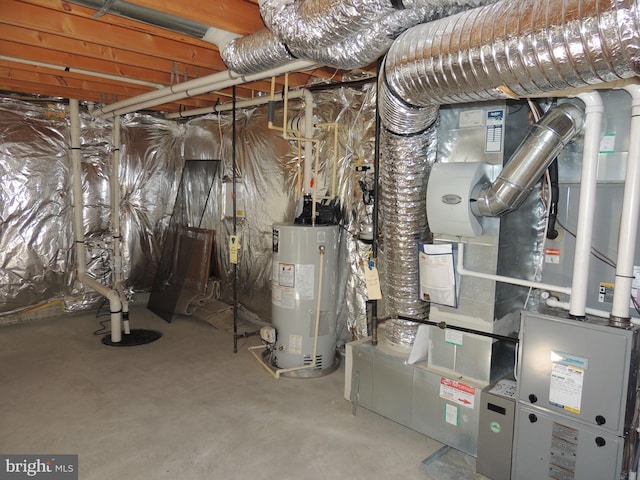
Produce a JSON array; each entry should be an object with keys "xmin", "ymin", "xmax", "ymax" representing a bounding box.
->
[
  {"xmin": 69, "ymin": 99, "xmax": 123, "ymax": 342},
  {"xmin": 91, "ymin": 59, "xmax": 317, "ymax": 118},
  {"xmin": 303, "ymin": 89, "xmax": 315, "ymax": 195},
  {"xmin": 110, "ymin": 116, "xmax": 130, "ymax": 335},
  {"xmin": 545, "ymin": 297, "xmax": 610, "ymax": 318},
  {"xmin": 568, "ymin": 92, "xmax": 604, "ymax": 317},
  {"xmin": 165, "ymin": 89, "xmax": 306, "ymax": 119},
  {"xmin": 0, "ymin": 55, "xmax": 164, "ymax": 89},
  {"xmin": 456, "ymin": 242, "xmax": 572, "ymax": 295},
  {"xmin": 610, "ymin": 85, "xmax": 640, "ymax": 323}
]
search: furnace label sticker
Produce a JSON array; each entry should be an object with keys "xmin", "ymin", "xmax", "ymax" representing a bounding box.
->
[
  {"xmin": 458, "ymin": 109, "xmax": 484, "ymax": 128},
  {"xmin": 445, "ymin": 329, "xmax": 463, "ymax": 346},
  {"xmin": 599, "ymin": 133, "xmax": 616, "ymax": 153},
  {"xmin": 544, "ymin": 247, "xmax": 561, "ymax": 264},
  {"xmin": 549, "ymin": 362, "xmax": 584, "ymax": 415},
  {"xmin": 599, "ymin": 282, "xmax": 614, "ymax": 304},
  {"xmin": 485, "ymin": 109, "xmax": 505, "ymax": 153},
  {"xmin": 439, "ymin": 378, "xmax": 475, "ymax": 408}
]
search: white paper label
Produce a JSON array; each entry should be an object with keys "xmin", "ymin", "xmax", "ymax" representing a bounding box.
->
[
  {"xmin": 600, "ymin": 133, "xmax": 616, "ymax": 153},
  {"xmin": 485, "ymin": 109, "xmax": 505, "ymax": 153},
  {"xmin": 445, "ymin": 404, "xmax": 459, "ymax": 426},
  {"xmin": 445, "ymin": 329, "xmax": 463, "ymax": 346},
  {"xmin": 549, "ymin": 363, "xmax": 584, "ymax": 414},
  {"xmin": 288, "ymin": 334, "xmax": 302, "ymax": 355}
]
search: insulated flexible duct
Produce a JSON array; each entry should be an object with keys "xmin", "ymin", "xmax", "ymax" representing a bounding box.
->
[
  {"xmin": 380, "ymin": 121, "xmax": 437, "ymax": 321},
  {"xmin": 377, "ymin": 0, "xmax": 640, "ymax": 338},
  {"xmin": 221, "ymin": 29, "xmax": 294, "ymax": 74},
  {"xmin": 222, "ymin": 0, "xmax": 499, "ymax": 74},
  {"xmin": 383, "ymin": 0, "xmax": 640, "ymax": 109}
]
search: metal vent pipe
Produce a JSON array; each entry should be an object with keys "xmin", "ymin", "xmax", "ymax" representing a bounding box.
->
[{"xmin": 473, "ymin": 102, "xmax": 585, "ymax": 217}]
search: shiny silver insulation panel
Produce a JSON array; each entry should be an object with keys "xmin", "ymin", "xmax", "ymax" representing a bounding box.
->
[{"xmin": 0, "ymin": 87, "xmax": 379, "ymax": 343}]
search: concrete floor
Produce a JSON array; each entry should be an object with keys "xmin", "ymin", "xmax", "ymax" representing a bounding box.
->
[{"xmin": 0, "ymin": 303, "xmax": 445, "ymax": 480}]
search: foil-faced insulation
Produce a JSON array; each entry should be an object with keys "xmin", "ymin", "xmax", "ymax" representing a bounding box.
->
[
  {"xmin": 384, "ymin": 0, "xmax": 640, "ymax": 107},
  {"xmin": 0, "ymin": 98, "xmax": 187, "ymax": 316},
  {"xmin": 314, "ymin": 83, "xmax": 379, "ymax": 340}
]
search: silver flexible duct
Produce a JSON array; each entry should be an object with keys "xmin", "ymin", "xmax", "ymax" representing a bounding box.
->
[
  {"xmin": 222, "ymin": 0, "xmax": 500, "ymax": 74},
  {"xmin": 380, "ymin": 121, "xmax": 437, "ymax": 322},
  {"xmin": 474, "ymin": 102, "xmax": 585, "ymax": 217},
  {"xmin": 298, "ymin": 8, "xmax": 426, "ymax": 70},
  {"xmin": 259, "ymin": 0, "xmax": 400, "ymax": 52},
  {"xmin": 377, "ymin": 0, "xmax": 640, "ymax": 342},
  {"xmin": 383, "ymin": 0, "xmax": 640, "ymax": 108},
  {"xmin": 221, "ymin": 29, "xmax": 293, "ymax": 74}
]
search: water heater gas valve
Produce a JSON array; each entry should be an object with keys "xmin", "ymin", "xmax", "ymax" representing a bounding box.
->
[{"xmin": 260, "ymin": 326, "xmax": 276, "ymax": 344}]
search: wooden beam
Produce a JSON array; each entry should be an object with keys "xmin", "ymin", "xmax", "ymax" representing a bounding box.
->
[
  {"xmin": 4, "ymin": 1, "xmax": 220, "ymax": 68},
  {"xmin": 124, "ymin": 0, "xmax": 266, "ymax": 35}
]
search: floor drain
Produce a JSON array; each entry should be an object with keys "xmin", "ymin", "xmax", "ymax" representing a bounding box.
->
[{"xmin": 102, "ymin": 329, "xmax": 162, "ymax": 346}]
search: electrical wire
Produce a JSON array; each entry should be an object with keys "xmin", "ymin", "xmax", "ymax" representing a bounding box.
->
[{"xmin": 554, "ymin": 217, "xmax": 617, "ymax": 269}]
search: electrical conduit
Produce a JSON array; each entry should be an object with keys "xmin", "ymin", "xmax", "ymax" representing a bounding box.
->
[{"xmin": 69, "ymin": 99, "xmax": 123, "ymax": 342}]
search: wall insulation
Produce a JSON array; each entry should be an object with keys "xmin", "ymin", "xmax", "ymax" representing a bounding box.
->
[{"xmin": 0, "ymin": 85, "xmax": 379, "ymax": 343}]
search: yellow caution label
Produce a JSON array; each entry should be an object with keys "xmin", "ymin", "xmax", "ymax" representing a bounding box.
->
[{"xmin": 230, "ymin": 235, "xmax": 239, "ymax": 264}]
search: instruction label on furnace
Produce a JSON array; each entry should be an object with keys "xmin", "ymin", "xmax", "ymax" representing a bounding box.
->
[
  {"xmin": 439, "ymin": 378, "xmax": 475, "ymax": 408},
  {"xmin": 549, "ymin": 352, "xmax": 587, "ymax": 415}
]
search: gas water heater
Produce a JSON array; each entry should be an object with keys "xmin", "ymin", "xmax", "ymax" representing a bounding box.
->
[{"xmin": 271, "ymin": 224, "xmax": 340, "ymax": 374}]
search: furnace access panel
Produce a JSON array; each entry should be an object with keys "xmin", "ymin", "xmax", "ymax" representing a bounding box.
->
[{"xmin": 517, "ymin": 311, "xmax": 637, "ymax": 435}]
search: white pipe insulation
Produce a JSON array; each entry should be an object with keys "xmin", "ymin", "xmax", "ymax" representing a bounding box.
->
[
  {"xmin": 69, "ymin": 99, "xmax": 123, "ymax": 342},
  {"xmin": 610, "ymin": 85, "xmax": 640, "ymax": 326},
  {"xmin": 568, "ymin": 92, "xmax": 604, "ymax": 318}
]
